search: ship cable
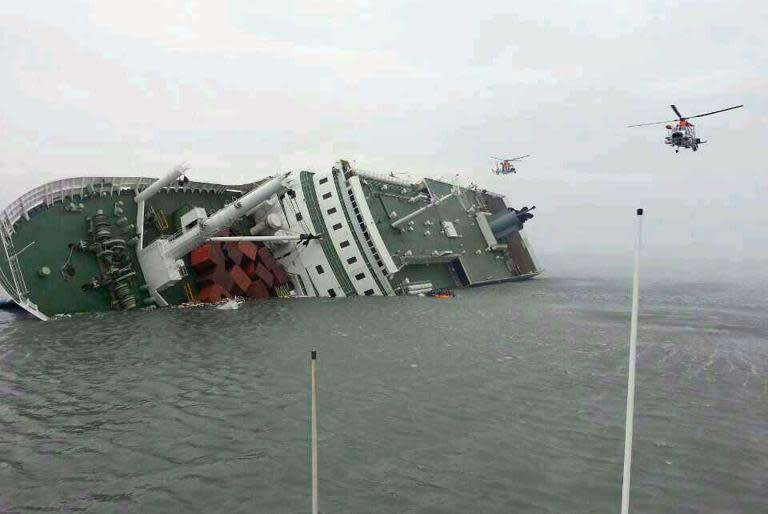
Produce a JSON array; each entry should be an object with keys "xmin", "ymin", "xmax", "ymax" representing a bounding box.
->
[{"xmin": 59, "ymin": 244, "xmax": 76, "ymax": 280}]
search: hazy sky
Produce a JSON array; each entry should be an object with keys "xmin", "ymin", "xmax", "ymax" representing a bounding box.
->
[{"xmin": 1, "ymin": 1, "xmax": 765, "ymax": 263}]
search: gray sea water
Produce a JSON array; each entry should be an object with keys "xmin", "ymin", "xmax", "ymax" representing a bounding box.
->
[{"xmin": 1, "ymin": 258, "xmax": 766, "ymax": 513}]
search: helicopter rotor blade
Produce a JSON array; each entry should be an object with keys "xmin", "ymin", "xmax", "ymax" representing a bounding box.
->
[
  {"xmin": 491, "ymin": 155, "xmax": 529, "ymax": 161},
  {"xmin": 671, "ymin": 104, "xmax": 683, "ymax": 119},
  {"xmin": 627, "ymin": 120, "xmax": 676, "ymax": 128},
  {"xmin": 686, "ymin": 105, "xmax": 744, "ymax": 120}
]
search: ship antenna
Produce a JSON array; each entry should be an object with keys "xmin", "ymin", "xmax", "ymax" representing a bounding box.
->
[
  {"xmin": 621, "ymin": 208, "xmax": 643, "ymax": 514},
  {"xmin": 310, "ymin": 350, "xmax": 319, "ymax": 514}
]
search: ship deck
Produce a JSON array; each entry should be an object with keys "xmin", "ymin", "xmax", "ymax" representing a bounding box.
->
[
  {"xmin": 357, "ymin": 176, "xmax": 536, "ymax": 288},
  {"xmin": 0, "ymin": 178, "xmax": 248, "ymax": 315}
]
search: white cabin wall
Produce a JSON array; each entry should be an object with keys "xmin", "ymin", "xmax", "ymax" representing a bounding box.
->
[
  {"xmin": 313, "ymin": 171, "xmax": 382, "ymax": 296},
  {"xmin": 273, "ymin": 174, "xmax": 346, "ymax": 298}
]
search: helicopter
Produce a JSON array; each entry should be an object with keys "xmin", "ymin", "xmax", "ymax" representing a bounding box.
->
[
  {"xmin": 628, "ymin": 104, "xmax": 743, "ymax": 153},
  {"xmin": 492, "ymin": 155, "xmax": 530, "ymax": 175}
]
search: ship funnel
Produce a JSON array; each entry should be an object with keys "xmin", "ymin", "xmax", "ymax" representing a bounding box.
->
[{"xmin": 488, "ymin": 206, "xmax": 535, "ymax": 239}]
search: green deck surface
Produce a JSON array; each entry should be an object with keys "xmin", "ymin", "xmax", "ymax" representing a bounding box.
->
[
  {"xmin": 2, "ymin": 188, "xmax": 239, "ymax": 315},
  {"xmin": 359, "ymin": 178, "xmax": 518, "ymax": 288}
]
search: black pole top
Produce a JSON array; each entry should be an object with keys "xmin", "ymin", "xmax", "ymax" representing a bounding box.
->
[
  {"xmin": 311, "ymin": 350, "xmax": 317, "ymax": 360},
  {"xmin": 636, "ymin": 208, "xmax": 644, "ymax": 216}
]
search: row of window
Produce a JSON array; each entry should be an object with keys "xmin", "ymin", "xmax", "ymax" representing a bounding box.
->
[
  {"xmin": 328, "ymin": 289, "xmax": 376, "ymax": 298},
  {"xmin": 347, "ymin": 187, "xmax": 386, "ymax": 271},
  {"xmin": 325, "ymin": 287, "xmax": 373, "ymax": 297},
  {"xmin": 324, "ymin": 287, "xmax": 374, "ymax": 297},
  {"xmin": 317, "ymin": 174, "xmax": 374, "ymax": 297}
]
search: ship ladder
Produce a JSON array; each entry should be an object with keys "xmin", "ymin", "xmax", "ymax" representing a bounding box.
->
[
  {"xmin": 274, "ymin": 285, "xmax": 291, "ymax": 298},
  {"xmin": 157, "ymin": 208, "xmax": 170, "ymax": 231},
  {"xmin": 182, "ymin": 281, "xmax": 197, "ymax": 303},
  {"xmin": 149, "ymin": 206, "xmax": 170, "ymax": 232}
]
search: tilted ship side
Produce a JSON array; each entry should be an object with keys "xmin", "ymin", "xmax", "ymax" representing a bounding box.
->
[{"xmin": 0, "ymin": 160, "xmax": 539, "ymax": 320}]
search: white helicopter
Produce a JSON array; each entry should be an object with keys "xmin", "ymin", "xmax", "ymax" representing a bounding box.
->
[
  {"xmin": 492, "ymin": 155, "xmax": 530, "ymax": 175},
  {"xmin": 628, "ymin": 104, "xmax": 743, "ymax": 153}
]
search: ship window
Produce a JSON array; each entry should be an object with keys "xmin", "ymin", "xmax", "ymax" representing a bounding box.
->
[
  {"xmin": 319, "ymin": 177, "xmax": 328, "ymax": 185},
  {"xmin": 340, "ymin": 240, "xmax": 350, "ymax": 248},
  {"xmin": 332, "ymin": 222, "xmax": 342, "ymax": 231},
  {"xmin": 315, "ymin": 265, "xmax": 324, "ymax": 274},
  {"xmin": 296, "ymin": 275, "xmax": 308, "ymax": 296},
  {"xmin": 327, "ymin": 288, "xmax": 336, "ymax": 297},
  {"xmin": 355, "ymin": 272, "xmax": 365, "ymax": 280},
  {"xmin": 364, "ymin": 289, "xmax": 375, "ymax": 296},
  {"xmin": 327, "ymin": 207, "xmax": 337, "ymax": 215},
  {"xmin": 322, "ymin": 192, "xmax": 332, "ymax": 200},
  {"xmin": 295, "ymin": 212, "xmax": 303, "ymax": 221},
  {"xmin": 347, "ymin": 256, "xmax": 357, "ymax": 264}
]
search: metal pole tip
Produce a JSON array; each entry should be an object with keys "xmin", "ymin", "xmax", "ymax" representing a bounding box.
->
[
  {"xmin": 636, "ymin": 208, "xmax": 644, "ymax": 216},
  {"xmin": 311, "ymin": 350, "xmax": 317, "ymax": 360}
]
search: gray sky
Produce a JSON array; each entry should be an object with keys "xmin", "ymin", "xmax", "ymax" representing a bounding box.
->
[{"xmin": 1, "ymin": 1, "xmax": 766, "ymax": 264}]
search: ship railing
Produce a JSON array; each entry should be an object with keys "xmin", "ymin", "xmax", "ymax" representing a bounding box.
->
[
  {"xmin": 352, "ymin": 168, "xmax": 417, "ymax": 188},
  {"xmin": 473, "ymin": 190, "xmax": 490, "ymax": 212},
  {"xmin": 0, "ymin": 176, "xmax": 261, "ymax": 231},
  {"xmin": 157, "ymin": 228, "xmax": 185, "ymax": 242},
  {"xmin": 0, "ymin": 213, "xmax": 30, "ymax": 304}
]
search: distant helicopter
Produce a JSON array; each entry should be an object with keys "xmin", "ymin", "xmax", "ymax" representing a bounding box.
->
[
  {"xmin": 492, "ymin": 155, "xmax": 529, "ymax": 175},
  {"xmin": 628, "ymin": 104, "xmax": 743, "ymax": 153}
]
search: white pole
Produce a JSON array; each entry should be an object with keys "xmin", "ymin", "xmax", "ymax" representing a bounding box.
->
[
  {"xmin": 310, "ymin": 350, "xmax": 318, "ymax": 514},
  {"xmin": 136, "ymin": 200, "xmax": 145, "ymax": 249},
  {"xmin": 134, "ymin": 164, "xmax": 187, "ymax": 204},
  {"xmin": 208, "ymin": 235, "xmax": 311, "ymax": 243},
  {"xmin": 621, "ymin": 208, "xmax": 643, "ymax": 514},
  {"xmin": 161, "ymin": 174, "xmax": 289, "ymax": 260}
]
